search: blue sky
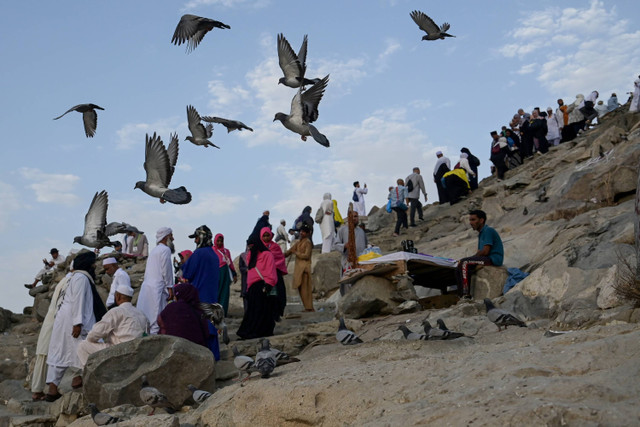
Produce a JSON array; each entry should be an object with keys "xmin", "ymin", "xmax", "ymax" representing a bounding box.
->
[{"xmin": 1, "ymin": 0, "xmax": 639, "ymax": 312}]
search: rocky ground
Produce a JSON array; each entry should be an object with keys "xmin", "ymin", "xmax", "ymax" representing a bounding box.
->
[{"xmin": 1, "ymin": 107, "xmax": 640, "ymax": 426}]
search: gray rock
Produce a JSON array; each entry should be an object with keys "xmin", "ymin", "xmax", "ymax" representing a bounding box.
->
[
  {"xmin": 83, "ymin": 335, "xmax": 215, "ymax": 410},
  {"xmin": 365, "ymin": 209, "xmax": 395, "ymax": 232},
  {"xmin": 33, "ymin": 294, "xmax": 50, "ymax": 322},
  {"xmin": 0, "ymin": 380, "xmax": 32, "ymax": 402},
  {"xmin": 311, "ymin": 251, "xmax": 341, "ymax": 296},
  {"xmin": 49, "ymin": 391, "xmax": 85, "ymax": 417},
  {"xmin": 338, "ymin": 276, "xmax": 399, "ymax": 318},
  {"xmin": 393, "ymin": 300, "xmax": 420, "ymax": 314},
  {"xmin": 28, "ymin": 285, "xmax": 49, "ymax": 297},
  {"xmin": 470, "ymin": 266, "xmax": 508, "ymax": 300},
  {"xmin": 7, "ymin": 414, "xmax": 58, "ymax": 426},
  {"xmin": 0, "ymin": 308, "xmax": 13, "ymax": 332}
]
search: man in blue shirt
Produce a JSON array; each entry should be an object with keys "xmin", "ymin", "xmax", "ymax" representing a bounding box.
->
[{"xmin": 455, "ymin": 210, "xmax": 504, "ymax": 299}]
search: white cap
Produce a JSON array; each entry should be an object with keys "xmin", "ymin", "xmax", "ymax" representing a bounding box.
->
[
  {"xmin": 436, "ymin": 150, "xmax": 443, "ymax": 156},
  {"xmin": 116, "ymin": 284, "xmax": 134, "ymax": 297},
  {"xmin": 102, "ymin": 257, "xmax": 117, "ymax": 266},
  {"xmin": 156, "ymin": 227, "xmax": 172, "ymax": 244}
]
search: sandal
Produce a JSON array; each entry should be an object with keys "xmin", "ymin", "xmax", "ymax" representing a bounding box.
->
[{"xmin": 45, "ymin": 392, "xmax": 62, "ymax": 402}]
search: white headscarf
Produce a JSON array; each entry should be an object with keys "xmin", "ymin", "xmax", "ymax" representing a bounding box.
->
[
  {"xmin": 156, "ymin": 227, "xmax": 173, "ymax": 244},
  {"xmin": 323, "ymin": 193, "xmax": 332, "ymax": 200}
]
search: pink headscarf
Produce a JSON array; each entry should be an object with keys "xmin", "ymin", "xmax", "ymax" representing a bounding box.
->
[
  {"xmin": 260, "ymin": 227, "xmax": 287, "ymax": 274},
  {"xmin": 212, "ymin": 233, "xmax": 235, "ymax": 272}
]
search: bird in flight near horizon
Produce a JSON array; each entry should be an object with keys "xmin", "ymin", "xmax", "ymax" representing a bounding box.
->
[
  {"xmin": 410, "ymin": 10, "xmax": 455, "ymax": 41},
  {"xmin": 277, "ymin": 33, "xmax": 321, "ymax": 89},
  {"xmin": 53, "ymin": 103, "xmax": 104, "ymax": 138},
  {"xmin": 172, "ymin": 14, "xmax": 230, "ymax": 53}
]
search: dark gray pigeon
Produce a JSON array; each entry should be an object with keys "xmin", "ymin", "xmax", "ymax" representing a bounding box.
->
[
  {"xmin": 53, "ymin": 103, "xmax": 104, "ymax": 138},
  {"xmin": 232, "ymin": 345, "xmax": 255, "ymax": 382},
  {"xmin": 398, "ymin": 325, "xmax": 427, "ymax": 341},
  {"xmin": 73, "ymin": 191, "xmax": 117, "ymax": 249},
  {"xmin": 134, "ymin": 132, "xmax": 192, "ymax": 204},
  {"xmin": 187, "ymin": 384, "xmax": 212, "ymax": 404},
  {"xmin": 277, "ymin": 33, "xmax": 320, "ymax": 89},
  {"xmin": 186, "ymin": 105, "xmax": 219, "ymax": 148},
  {"xmin": 336, "ymin": 317, "xmax": 363, "ymax": 345},
  {"xmin": 171, "ymin": 14, "xmax": 230, "ymax": 53},
  {"xmin": 88, "ymin": 403, "xmax": 120, "ymax": 425},
  {"xmin": 422, "ymin": 319, "xmax": 465, "ymax": 340},
  {"xmin": 273, "ymin": 74, "xmax": 330, "ymax": 147},
  {"xmin": 484, "ymin": 298, "xmax": 527, "ymax": 331},
  {"xmin": 139, "ymin": 375, "xmax": 175, "ymax": 415},
  {"xmin": 201, "ymin": 116, "xmax": 253, "ymax": 133},
  {"xmin": 410, "ymin": 10, "xmax": 455, "ymax": 41},
  {"xmin": 254, "ymin": 339, "xmax": 277, "ymax": 378}
]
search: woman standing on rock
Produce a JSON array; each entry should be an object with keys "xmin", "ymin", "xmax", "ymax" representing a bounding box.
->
[
  {"xmin": 236, "ymin": 234, "xmax": 278, "ymax": 340},
  {"xmin": 285, "ymin": 224, "xmax": 314, "ymax": 312},
  {"xmin": 212, "ymin": 233, "xmax": 237, "ymax": 316},
  {"xmin": 388, "ymin": 179, "xmax": 409, "ymax": 237},
  {"xmin": 260, "ymin": 227, "xmax": 288, "ymax": 321}
]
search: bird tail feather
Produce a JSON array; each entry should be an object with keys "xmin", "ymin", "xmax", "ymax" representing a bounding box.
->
[
  {"xmin": 162, "ymin": 187, "xmax": 192, "ymax": 204},
  {"xmin": 308, "ymin": 124, "xmax": 330, "ymax": 147}
]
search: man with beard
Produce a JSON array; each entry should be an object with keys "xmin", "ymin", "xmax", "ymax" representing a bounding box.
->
[
  {"xmin": 137, "ymin": 227, "xmax": 175, "ymax": 335},
  {"xmin": 46, "ymin": 251, "xmax": 106, "ymax": 400}
]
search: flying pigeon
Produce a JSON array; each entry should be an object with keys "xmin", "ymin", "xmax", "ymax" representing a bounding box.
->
[
  {"xmin": 484, "ymin": 298, "xmax": 527, "ymax": 331},
  {"xmin": 73, "ymin": 191, "xmax": 118, "ymax": 249},
  {"xmin": 201, "ymin": 116, "xmax": 253, "ymax": 133},
  {"xmin": 134, "ymin": 132, "xmax": 192, "ymax": 205},
  {"xmin": 398, "ymin": 325, "xmax": 427, "ymax": 341},
  {"xmin": 273, "ymin": 75, "xmax": 330, "ymax": 147},
  {"xmin": 254, "ymin": 339, "xmax": 277, "ymax": 378},
  {"xmin": 88, "ymin": 403, "xmax": 121, "ymax": 425},
  {"xmin": 410, "ymin": 10, "xmax": 455, "ymax": 41},
  {"xmin": 232, "ymin": 345, "xmax": 255, "ymax": 382},
  {"xmin": 199, "ymin": 302, "xmax": 229, "ymax": 345},
  {"xmin": 171, "ymin": 14, "xmax": 230, "ymax": 53},
  {"xmin": 187, "ymin": 384, "xmax": 212, "ymax": 404},
  {"xmin": 139, "ymin": 375, "xmax": 175, "ymax": 415},
  {"xmin": 186, "ymin": 105, "xmax": 219, "ymax": 148},
  {"xmin": 53, "ymin": 103, "xmax": 104, "ymax": 138},
  {"xmin": 336, "ymin": 317, "xmax": 363, "ymax": 345},
  {"xmin": 422, "ymin": 319, "xmax": 465, "ymax": 340},
  {"xmin": 277, "ymin": 33, "xmax": 321, "ymax": 89},
  {"xmin": 261, "ymin": 338, "xmax": 300, "ymax": 366}
]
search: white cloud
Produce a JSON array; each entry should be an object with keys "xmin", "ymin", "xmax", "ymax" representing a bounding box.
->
[
  {"xmin": 376, "ymin": 39, "xmax": 402, "ymax": 72},
  {"xmin": 207, "ymin": 80, "xmax": 251, "ymax": 115},
  {"xmin": 116, "ymin": 117, "xmax": 183, "ymax": 150},
  {"xmin": 0, "ymin": 181, "xmax": 21, "ymax": 232},
  {"xmin": 176, "ymin": 163, "xmax": 192, "ymax": 172},
  {"xmin": 19, "ymin": 168, "xmax": 80, "ymax": 205},
  {"xmin": 517, "ymin": 63, "xmax": 537, "ymax": 75},
  {"xmin": 184, "ymin": 0, "xmax": 268, "ymax": 9}
]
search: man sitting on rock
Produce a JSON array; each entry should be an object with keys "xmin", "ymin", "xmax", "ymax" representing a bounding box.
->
[
  {"xmin": 76, "ymin": 284, "xmax": 148, "ymax": 369},
  {"xmin": 103, "ymin": 257, "xmax": 132, "ymax": 309},
  {"xmin": 455, "ymin": 210, "xmax": 504, "ymax": 300},
  {"xmin": 25, "ymin": 248, "xmax": 66, "ymax": 289}
]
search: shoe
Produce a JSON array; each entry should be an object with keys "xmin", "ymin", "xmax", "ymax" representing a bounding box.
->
[
  {"xmin": 45, "ymin": 392, "xmax": 62, "ymax": 402},
  {"xmin": 24, "ymin": 284, "xmax": 35, "ymax": 289}
]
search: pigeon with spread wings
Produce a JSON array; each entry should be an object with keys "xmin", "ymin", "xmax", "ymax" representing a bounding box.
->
[
  {"xmin": 171, "ymin": 14, "xmax": 230, "ymax": 53},
  {"xmin": 277, "ymin": 33, "xmax": 320, "ymax": 89},
  {"xmin": 201, "ymin": 116, "xmax": 253, "ymax": 133},
  {"xmin": 53, "ymin": 103, "xmax": 104, "ymax": 138},
  {"xmin": 186, "ymin": 105, "xmax": 219, "ymax": 148},
  {"xmin": 410, "ymin": 10, "xmax": 455, "ymax": 41},
  {"xmin": 73, "ymin": 191, "xmax": 119, "ymax": 249}
]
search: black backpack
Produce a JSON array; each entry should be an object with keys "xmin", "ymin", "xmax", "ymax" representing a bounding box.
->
[{"xmin": 407, "ymin": 178, "xmax": 414, "ymax": 192}]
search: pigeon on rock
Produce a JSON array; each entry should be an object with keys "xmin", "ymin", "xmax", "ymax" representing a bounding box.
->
[
  {"xmin": 254, "ymin": 339, "xmax": 277, "ymax": 378},
  {"xmin": 273, "ymin": 75, "xmax": 330, "ymax": 147},
  {"xmin": 88, "ymin": 403, "xmax": 121, "ymax": 425},
  {"xmin": 336, "ymin": 317, "xmax": 363, "ymax": 345},
  {"xmin": 201, "ymin": 116, "xmax": 253, "ymax": 133},
  {"xmin": 484, "ymin": 298, "xmax": 527, "ymax": 331},
  {"xmin": 277, "ymin": 33, "xmax": 320, "ymax": 89},
  {"xmin": 134, "ymin": 132, "xmax": 192, "ymax": 205},
  {"xmin": 398, "ymin": 325, "xmax": 427, "ymax": 341},
  {"xmin": 73, "ymin": 190, "xmax": 119, "ymax": 249},
  {"xmin": 171, "ymin": 14, "xmax": 230, "ymax": 53},
  {"xmin": 232, "ymin": 345, "xmax": 255, "ymax": 382},
  {"xmin": 187, "ymin": 384, "xmax": 212, "ymax": 404},
  {"xmin": 410, "ymin": 10, "xmax": 455, "ymax": 41},
  {"xmin": 261, "ymin": 338, "xmax": 300, "ymax": 366},
  {"xmin": 139, "ymin": 375, "xmax": 175, "ymax": 415},
  {"xmin": 186, "ymin": 105, "xmax": 219, "ymax": 148},
  {"xmin": 422, "ymin": 319, "xmax": 465, "ymax": 340},
  {"xmin": 53, "ymin": 103, "xmax": 104, "ymax": 138}
]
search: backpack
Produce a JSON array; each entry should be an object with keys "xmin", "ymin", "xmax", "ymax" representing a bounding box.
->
[
  {"xmin": 315, "ymin": 207, "xmax": 324, "ymax": 224},
  {"xmin": 352, "ymin": 190, "xmax": 358, "ymax": 202},
  {"xmin": 406, "ymin": 178, "xmax": 414, "ymax": 192},
  {"xmin": 491, "ymin": 142, "xmax": 501, "ymax": 154}
]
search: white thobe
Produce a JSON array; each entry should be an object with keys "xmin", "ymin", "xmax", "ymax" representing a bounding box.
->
[
  {"xmin": 353, "ymin": 187, "xmax": 368, "ymax": 216},
  {"xmin": 35, "ymin": 254, "xmax": 66, "ymax": 280},
  {"xmin": 457, "ymin": 158, "xmax": 476, "ymax": 178},
  {"xmin": 136, "ymin": 243, "xmax": 173, "ymax": 334},
  {"xmin": 320, "ymin": 197, "xmax": 335, "ymax": 253},
  {"xmin": 77, "ymin": 302, "xmax": 148, "ymax": 367},
  {"xmin": 631, "ymin": 78, "xmax": 640, "ymax": 113},
  {"xmin": 546, "ymin": 114, "xmax": 561, "ymax": 145},
  {"xmin": 47, "ymin": 272, "xmax": 95, "ymax": 372},
  {"xmin": 106, "ymin": 267, "xmax": 132, "ymax": 306},
  {"xmin": 276, "ymin": 224, "xmax": 290, "ymax": 253}
]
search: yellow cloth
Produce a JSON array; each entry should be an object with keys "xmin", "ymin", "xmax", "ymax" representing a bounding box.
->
[
  {"xmin": 358, "ymin": 252, "xmax": 382, "ymax": 262},
  {"xmin": 443, "ymin": 168, "xmax": 470, "ymax": 189},
  {"xmin": 333, "ymin": 200, "xmax": 344, "ymax": 226}
]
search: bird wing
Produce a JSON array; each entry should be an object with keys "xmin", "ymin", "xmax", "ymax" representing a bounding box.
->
[
  {"xmin": 186, "ymin": 28, "xmax": 209, "ymax": 53},
  {"xmin": 440, "ymin": 22, "xmax": 451, "ymax": 33},
  {"xmin": 144, "ymin": 133, "xmax": 171, "ymax": 188},
  {"xmin": 172, "ymin": 14, "xmax": 200, "ymax": 46},
  {"xmin": 299, "ymin": 74, "xmax": 329, "ymax": 123},
  {"xmin": 297, "ymin": 34, "xmax": 309, "ymax": 75},
  {"xmin": 186, "ymin": 105, "xmax": 208, "ymax": 139},
  {"xmin": 83, "ymin": 191, "xmax": 108, "ymax": 240},
  {"xmin": 278, "ymin": 33, "xmax": 303, "ymax": 80},
  {"xmin": 166, "ymin": 132, "xmax": 179, "ymax": 181},
  {"xmin": 410, "ymin": 10, "xmax": 440, "ymax": 35},
  {"xmin": 82, "ymin": 109, "xmax": 98, "ymax": 137},
  {"xmin": 104, "ymin": 222, "xmax": 127, "ymax": 236},
  {"xmin": 52, "ymin": 104, "xmax": 83, "ymax": 120}
]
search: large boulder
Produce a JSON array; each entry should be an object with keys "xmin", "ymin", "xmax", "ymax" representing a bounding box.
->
[
  {"xmin": 338, "ymin": 276, "xmax": 399, "ymax": 318},
  {"xmin": 83, "ymin": 335, "xmax": 215, "ymax": 410},
  {"xmin": 311, "ymin": 251, "xmax": 341, "ymax": 297},
  {"xmin": 0, "ymin": 308, "xmax": 13, "ymax": 332},
  {"xmin": 33, "ymin": 294, "xmax": 50, "ymax": 322},
  {"xmin": 470, "ymin": 266, "xmax": 508, "ymax": 300}
]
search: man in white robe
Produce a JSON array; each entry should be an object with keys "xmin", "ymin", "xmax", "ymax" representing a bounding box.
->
[
  {"xmin": 630, "ymin": 75, "xmax": 640, "ymax": 113},
  {"xmin": 25, "ymin": 248, "xmax": 66, "ymax": 289},
  {"xmin": 136, "ymin": 227, "xmax": 174, "ymax": 334},
  {"xmin": 275, "ymin": 219, "xmax": 290, "ymax": 253},
  {"xmin": 102, "ymin": 257, "xmax": 131, "ymax": 308},
  {"xmin": 352, "ymin": 181, "xmax": 368, "ymax": 216},
  {"xmin": 46, "ymin": 252, "xmax": 101, "ymax": 399},
  {"xmin": 546, "ymin": 107, "xmax": 562, "ymax": 146},
  {"xmin": 77, "ymin": 284, "xmax": 148, "ymax": 367},
  {"xmin": 319, "ymin": 193, "xmax": 335, "ymax": 253}
]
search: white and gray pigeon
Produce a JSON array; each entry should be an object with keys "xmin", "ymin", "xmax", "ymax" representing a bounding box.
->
[
  {"xmin": 273, "ymin": 74, "xmax": 330, "ymax": 147},
  {"xmin": 422, "ymin": 319, "xmax": 465, "ymax": 340},
  {"xmin": 336, "ymin": 317, "xmax": 363, "ymax": 345},
  {"xmin": 398, "ymin": 325, "xmax": 427, "ymax": 341},
  {"xmin": 139, "ymin": 375, "xmax": 175, "ymax": 415},
  {"xmin": 254, "ymin": 339, "xmax": 277, "ymax": 378},
  {"xmin": 88, "ymin": 403, "xmax": 120, "ymax": 425},
  {"xmin": 484, "ymin": 298, "xmax": 527, "ymax": 331},
  {"xmin": 199, "ymin": 302, "xmax": 229, "ymax": 345},
  {"xmin": 186, "ymin": 105, "xmax": 219, "ymax": 148},
  {"xmin": 73, "ymin": 191, "xmax": 117, "ymax": 249},
  {"xmin": 187, "ymin": 384, "xmax": 212, "ymax": 404},
  {"xmin": 410, "ymin": 10, "xmax": 455, "ymax": 41},
  {"xmin": 232, "ymin": 345, "xmax": 255, "ymax": 382},
  {"xmin": 53, "ymin": 103, "xmax": 104, "ymax": 138},
  {"xmin": 277, "ymin": 33, "xmax": 320, "ymax": 89},
  {"xmin": 171, "ymin": 14, "xmax": 230, "ymax": 53},
  {"xmin": 201, "ymin": 116, "xmax": 253, "ymax": 133},
  {"xmin": 261, "ymin": 338, "xmax": 300, "ymax": 366},
  {"xmin": 134, "ymin": 132, "xmax": 192, "ymax": 205}
]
